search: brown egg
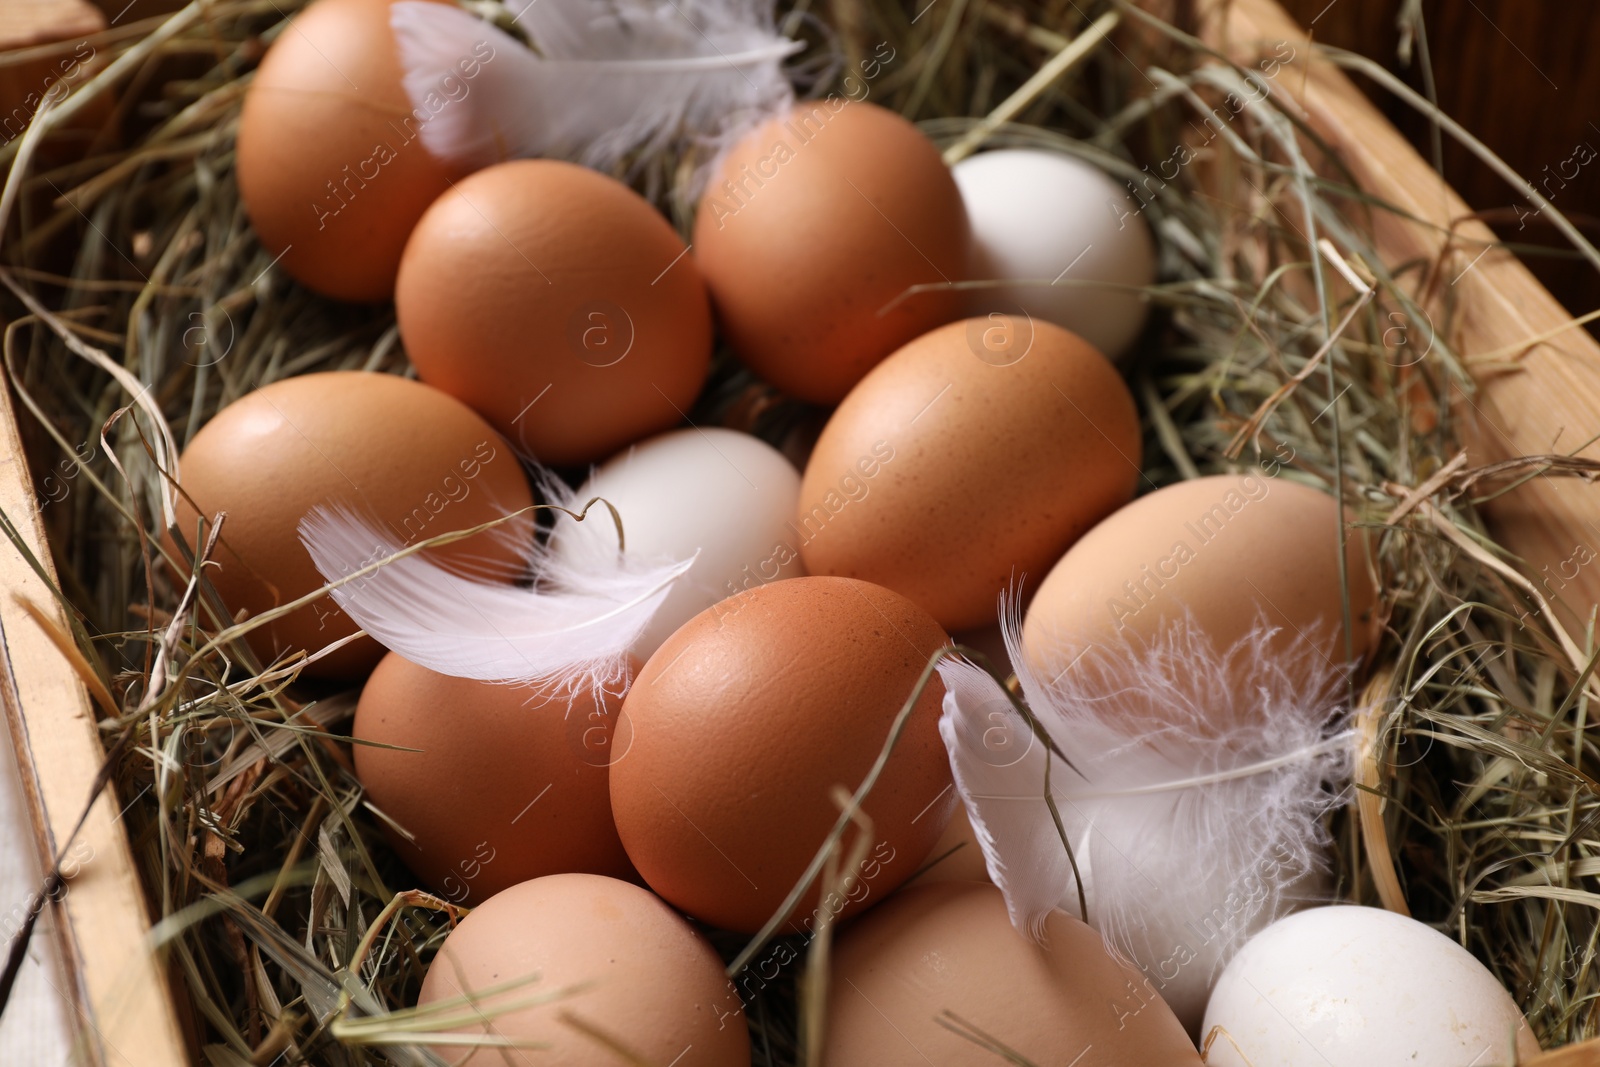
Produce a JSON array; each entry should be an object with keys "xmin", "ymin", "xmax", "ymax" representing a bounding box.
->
[
  {"xmin": 396, "ymin": 159, "xmax": 712, "ymax": 465},
  {"xmin": 609, "ymin": 576, "xmax": 954, "ymax": 933},
  {"xmin": 1022, "ymin": 473, "xmax": 1378, "ymax": 718},
  {"xmin": 797, "ymin": 318, "xmax": 1141, "ymax": 631},
  {"xmin": 419, "ymin": 874, "xmax": 749, "ymax": 1066},
  {"xmin": 692, "ymin": 100, "xmax": 968, "ymax": 404},
  {"xmin": 353, "ymin": 653, "xmax": 632, "ymax": 903},
  {"xmin": 171, "ymin": 372, "xmax": 532, "ymax": 678},
  {"xmin": 237, "ymin": 0, "xmax": 462, "ymax": 302},
  {"xmin": 825, "ymin": 881, "xmax": 1203, "ymax": 1065}
]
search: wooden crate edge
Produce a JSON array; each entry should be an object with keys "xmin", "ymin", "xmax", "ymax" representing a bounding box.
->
[{"xmin": 0, "ymin": 383, "xmax": 190, "ymax": 1065}]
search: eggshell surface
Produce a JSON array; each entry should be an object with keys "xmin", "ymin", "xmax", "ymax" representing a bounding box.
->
[
  {"xmin": 954, "ymin": 148, "xmax": 1157, "ymax": 359},
  {"xmin": 799, "ymin": 318, "xmax": 1141, "ymax": 631},
  {"xmin": 1021, "ymin": 473, "xmax": 1377, "ymax": 708},
  {"xmin": 1203, "ymin": 906, "xmax": 1539, "ymax": 1065},
  {"xmin": 171, "ymin": 372, "xmax": 532, "ymax": 678},
  {"xmin": 237, "ymin": 0, "xmax": 461, "ymax": 301},
  {"xmin": 353, "ymin": 653, "xmax": 632, "ymax": 903},
  {"xmin": 548, "ymin": 428, "xmax": 804, "ymax": 658},
  {"xmin": 693, "ymin": 100, "xmax": 967, "ymax": 404},
  {"xmin": 418, "ymin": 874, "xmax": 750, "ymax": 1066},
  {"xmin": 825, "ymin": 882, "xmax": 1202, "ymax": 1065},
  {"xmin": 397, "ymin": 159, "xmax": 712, "ymax": 465},
  {"xmin": 610, "ymin": 576, "xmax": 954, "ymax": 933}
]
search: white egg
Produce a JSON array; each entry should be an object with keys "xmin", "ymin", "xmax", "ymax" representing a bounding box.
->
[
  {"xmin": 550, "ymin": 427, "xmax": 805, "ymax": 657},
  {"xmin": 1203, "ymin": 905, "xmax": 1540, "ymax": 1065},
  {"xmin": 953, "ymin": 148, "xmax": 1156, "ymax": 359}
]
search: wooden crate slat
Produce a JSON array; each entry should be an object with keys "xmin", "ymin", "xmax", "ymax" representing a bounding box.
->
[{"xmin": 0, "ymin": 383, "xmax": 189, "ymax": 1063}]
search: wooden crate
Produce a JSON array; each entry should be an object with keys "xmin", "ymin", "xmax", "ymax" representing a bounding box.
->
[{"xmin": 0, "ymin": 0, "xmax": 1596, "ymax": 1062}]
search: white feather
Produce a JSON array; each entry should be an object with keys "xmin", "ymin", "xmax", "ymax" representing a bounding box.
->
[
  {"xmin": 939, "ymin": 602, "xmax": 1354, "ymax": 1032},
  {"xmin": 391, "ymin": 0, "xmax": 800, "ymax": 178},
  {"xmin": 297, "ymin": 472, "xmax": 695, "ymax": 694}
]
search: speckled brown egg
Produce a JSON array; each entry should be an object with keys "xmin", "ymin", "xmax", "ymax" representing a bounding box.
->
[
  {"xmin": 692, "ymin": 100, "xmax": 968, "ymax": 404},
  {"xmin": 396, "ymin": 159, "xmax": 712, "ymax": 465},
  {"xmin": 1021, "ymin": 473, "xmax": 1378, "ymax": 714},
  {"xmin": 797, "ymin": 318, "xmax": 1141, "ymax": 632},
  {"xmin": 170, "ymin": 372, "xmax": 532, "ymax": 679},
  {"xmin": 418, "ymin": 874, "xmax": 750, "ymax": 1066},
  {"xmin": 825, "ymin": 881, "xmax": 1202, "ymax": 1065},
  {"xmin": 353, "ymin": 653, "xmax": 632, "ymax": 903},
  {"xmin": 236, "ymin": 0, "xmax": 461, "ymax": 302},
  {"xmin": 609, "ymin": 576, "xmax": 954, "ymax": 933}
]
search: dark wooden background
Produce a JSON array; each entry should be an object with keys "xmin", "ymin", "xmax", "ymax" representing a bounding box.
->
[{"xmin": 1278, "ymin": 0, "xmax": 1600, "ymax": 333}]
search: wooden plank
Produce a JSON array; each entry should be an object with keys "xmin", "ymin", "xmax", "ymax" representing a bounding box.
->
[
  {"xmin": 0, "ymin": 378, "xmax": 190, "ymax": 1064},
  {"xmin": 1194, "ymin": 0, "xmax": 1600, "ymax": 635}
]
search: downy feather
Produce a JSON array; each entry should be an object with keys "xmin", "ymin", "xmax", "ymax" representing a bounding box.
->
[
  {"xmin": 298, "ymin": 470, "xmax": 694, "ymax": 694},
  {"xmin": 390, "ymin": 0, "xmax": 801, "ymax": 180},
  {"xmin": 939, "ymin": 601, "xmax": 1354, "ymax": 1031}
]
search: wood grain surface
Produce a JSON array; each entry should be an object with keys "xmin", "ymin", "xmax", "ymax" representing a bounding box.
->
[{"xmin": 0, "ymin": 374, "xmax": 191, "ymax": 1066}]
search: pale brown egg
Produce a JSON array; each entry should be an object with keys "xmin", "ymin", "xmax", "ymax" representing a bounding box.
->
[
  {"xmin": 353, "ymin": 653, "xmax": 633, "ymax": 903},
  {"xmin": 797, "ymin": 318, "xmax": 1141, "ymax": 631},
  {"xmin": 418, "ymin": 874, "xmax": 750, "ymax": 1066},
  {"xmin": 1022, "ymin": 473, "xmax": 1378, "ymax": 719},
  {"xmin": 609, "ymin": 576, "xmax": 954, "ymax": 933},
  {"xmin": 825, "ymin": 881, "xmax": 1202, "ymax": 1065},
  {"xmin": 171, "ymin": 372, "xmax": 532, "ymax": 679},
  {"xmin": 692, "ymin": 100, "xmax": 968, "ymax": 404},
  {"xmin": 396, "ymin": 159, "xmax": 712, "ymax": 465},
  {"xmin": 236, "ymin": 0, "xmax": 462, "ymax": 302}
]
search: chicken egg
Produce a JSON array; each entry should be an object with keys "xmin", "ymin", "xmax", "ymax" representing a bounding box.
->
[
  {"xmin": 826, "ymin": 881, "xmax": 1202, "ymax": 1065},
  {"xmin": 397, "ymin": 159, "xmax": 712, "ymax": 465},
  {"xmin": 170, "ymin": 372, "xmax": 532, "ymax": 678},
  {"xmin": 609, "ymin": 576, "xmax": 953, "ymax": 933},
  {"xmin": 798, "ymin": 317, "xmax": 1140, "ymax": 631},
  {"xmin": 1203, "ymin": 906, "xmax": 1539, "ymax": 1065},
  {"xmin": 353, "ymin": 653, "xmax": 632, "ymax": 904},
  {"xmin": 1021, "ymin": 473, "xmax": 1377, "ymax": 716},
  {"xmin": 418, "ymin": 874, "xmax": 750, "ymax": 1066},
  {"xmin": 236, "ymin": 0, "xmax": 462, "ymax": 301},
  {"xmin": 954, "ymin": 148, "xmax": 1157, "ymax": 359},
  {"xmin": 547, "ymin": 427, "xmax": 804, "ymax": 659},
  {"xmin": 693, "ymin": 100, "xmax": 968, "ymax": 404}
]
